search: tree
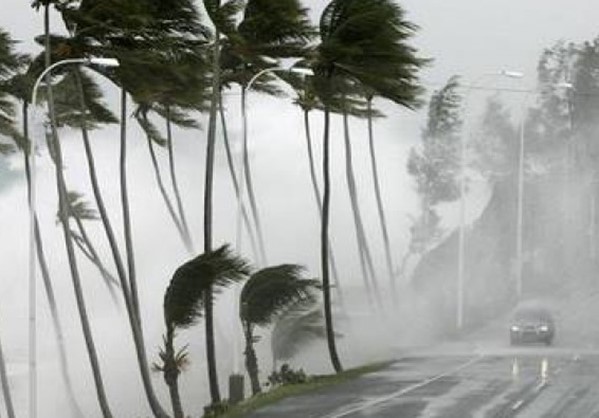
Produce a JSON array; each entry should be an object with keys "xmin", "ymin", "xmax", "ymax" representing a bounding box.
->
[
  {"xmin": 216, "ymin": 0, "xmax": 314, "ymax": 266},
  {"xmin": 49, "ymin": 1, "xmax": 209, "ymax": 415},
  {"xmin": 239, "ymin": 264, "xmax": 318, "ymax": 395},
  {"xmin": 158, "ymin": 244, "xmax": 250, "ymax": 417},
  {"xmin": 407, "ymin": 76, "xmax": 461, "ymax": 262},
  {"xmin": 292, "ymin": 77, "xmax": 344, "ymax": 306},
  {"xmin": 310, "ymin": 0, "xmax": 424, "ymax": 373}
]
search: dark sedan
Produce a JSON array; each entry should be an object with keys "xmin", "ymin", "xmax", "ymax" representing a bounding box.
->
[{"xmin": 510, "ymin": 305, "xmax": 555, "ymax": 346}]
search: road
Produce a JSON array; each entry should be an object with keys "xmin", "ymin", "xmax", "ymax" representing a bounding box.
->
[{"xmin": 244, "ymin": 283, "xmax": 599, "ymax": 418}]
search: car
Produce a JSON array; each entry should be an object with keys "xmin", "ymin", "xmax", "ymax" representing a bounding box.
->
[{"xmin": 509, "ymin": 305, "xmax": 555, "ymax": 346}]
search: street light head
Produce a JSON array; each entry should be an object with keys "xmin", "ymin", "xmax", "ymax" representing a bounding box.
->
[
  {"xmin": 289, "ymin": 67, "xmax": 314, "ymax": 76},
  {"xmin": 501, "ymin": 70, "xmax": 525, "ymax": 79},
  {"xmin": 88, "ymin": 57, "xmax": 120, "ymax": 67},
  {"xmin": 557, "ymin": 81, "xmax": 574, "ymax": 89}
]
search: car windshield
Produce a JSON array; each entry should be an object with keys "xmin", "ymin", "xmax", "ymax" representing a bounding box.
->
[{"xmin": 514, "ymin": 308, "xmax": 552, "ymax": 322}]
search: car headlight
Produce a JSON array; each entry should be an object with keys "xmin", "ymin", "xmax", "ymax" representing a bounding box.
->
[
  {"xmin": 539, "ymin": 325, "xmax": 549, "ymax": 332},
  {"xmin": 511, "ymin": 325, "xmax": 520, "ymax": 332}
]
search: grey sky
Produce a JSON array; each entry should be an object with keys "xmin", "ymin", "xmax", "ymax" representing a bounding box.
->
[{"xmin": 0, "ymin": 1, "xmax": 598, "ymax": 415}]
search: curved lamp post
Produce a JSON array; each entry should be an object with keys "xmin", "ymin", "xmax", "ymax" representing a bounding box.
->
[
  {"xmin": 230, "ymin": 65, "xmax": 312, "ymax": 387},
  {"xmin": 235, "ymin": 66, "xmax": 313, "ymax": 256},
  {"xmin": 28, "ymin": 56, "xmax": 119, "ymax": 418},
  {"xmin": 457, "ymin": 70, "xmax": 524, "ymax": 330}
]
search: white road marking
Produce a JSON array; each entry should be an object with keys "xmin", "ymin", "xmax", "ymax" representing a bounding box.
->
[{"xmin": 320, "ymin": 355, "xmax": 484, "ymax": 418}]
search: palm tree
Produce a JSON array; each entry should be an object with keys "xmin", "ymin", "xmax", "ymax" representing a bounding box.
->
[
  {"xmin": 239, "ymin": 264, "xmax": 318, "ymax": 395},
  {"xmin": 216, "ymin": 0, "xmax": 314, "ymax": 266},
  {"xmin": 364, "ymin": 91, "xmax": 397, "ymax": 301},
  {"xmin": 291, "ymin": 77, "xmax": 345, "ymax": 307},
  {"xmin": 340, "ymin": 97, "xmax": 382, "ymax": 308},
  {"xmin": 2, "ymin": 51, "xmax": 86, "ymax": 416},
  {"xmin": 36, "ymin": 68, "xmax": 116, "ymax": 418},
  {"xmin": 158, "ymin": 244, "xmax": 250, "ymax": 417},
  {"xmin": 50, "ymin": 2, "xmax": 208, "ymax": 415},
  {"xmin": 0, "ymin": 27, "xmax": 21, "ymax": 418},
  {"xmin": 310, "ymin": 0, "xmax": 425, "ymax": 373}
]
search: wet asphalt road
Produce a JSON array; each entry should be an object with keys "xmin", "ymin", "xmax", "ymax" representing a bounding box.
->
[
  {"xmin": 244, "ymin": 283, "xmax": 599, "ymax": 418},
  {"xmin": 243, "ymin": 350, "xmax": 599, "ymax": 418}
]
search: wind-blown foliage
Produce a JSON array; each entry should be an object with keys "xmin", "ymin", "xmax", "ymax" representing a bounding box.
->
[
  {"xmin": 165, "ymin": 245, "xmax": 251, "ymax": 330},
  {"xmin": 239, "ymin": 264, "xmax": 319, "ymax": 395},
  {"xmin": 308, "ymin": 0, "xmax": 425, "ymax": 373},
  {"xmin": 160, "ymin": 244, "xmax": 250, "ymax": 417}
]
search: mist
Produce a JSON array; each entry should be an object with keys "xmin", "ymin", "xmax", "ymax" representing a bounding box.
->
[{"xmin": 2, "ymin": 0, "xmax": 599, "ymax": 417}]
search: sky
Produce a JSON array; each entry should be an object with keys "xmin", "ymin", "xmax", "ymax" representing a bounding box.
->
[{"xmin": 0, "ymin": 0, "xmax": 598, "ymax": 416}]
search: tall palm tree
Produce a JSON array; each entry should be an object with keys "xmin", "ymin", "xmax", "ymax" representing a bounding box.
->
[
  {"xmin": 310, "ymin": 0, "xmax": 425, "ymax": 373},
  {"xmin": 216, "ymin": 0, "xmax": 314, "ymax": 266},
  {"xmin": 37, "ymin": 68, "xmax": 116, "ymax": 418},
  {"xmin": 2, "ymin": 56, "xmax": 86, "ymax": 417},
  {"xmin": 364, "ymin": 91, "xmax": 397, "ymax": 301},
  {"xmin": 0, "ymin": 27, "xmax": 21, "ymax": 418},
  {"xmin": 52, "ymin": 2, "xmax": 208, "ymax": 415},
  {"xmin": 341, "ymin": 97, "xmax": 382, "ymax": 308},
  {"xmin": 159, "ymin": 244, "xmax": 250, "ymax": 416},
  {"xmin": 292, "ymin": 78, "xmax": 345, "ymax": 307},
  {"xmin": 239, "ymin": 264, "xmax": 318, "ymax": 395}
]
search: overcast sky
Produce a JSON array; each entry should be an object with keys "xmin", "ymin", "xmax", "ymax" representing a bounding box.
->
[{"xmin": 0, "ymin": 1, "xmax": 598, "ymax": 415}]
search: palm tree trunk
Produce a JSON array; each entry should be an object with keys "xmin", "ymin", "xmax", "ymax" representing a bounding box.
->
[
  {"xmin": 164, "ymin": 328, "xmax": 184, "ymax": 418},
  {"xmin": 302, "ymin": 109, "xmax": 345, "ymax": 308},
  {"xmin": 44, "ymin": 8, "xmax": 113, "ymax": 416},
  {"xmin": 218, "ymin": 96, "xmax": 260, "ymax": 260},
  {"xmin": 241, "ymin": 87, "xmax": 267, "ymax": 266},
  {"xmin": 117, "ymin": 89, "xmax": 171, "ymax": 418},
  {"xmin": 49, "ymin": 106, "xmax": 114, "ymax": 418},
  {"xmin": 166, "ymin": 106, "xmax": 194, "ymax": 253},
  {"xmin": 321, "ymin": 107, "xmax": 343, "ymax": 373},
  {"xmin": 366, "ymin": 98, "xmax": 396, "ymax": 301},
  {"xmin": 243, "ymin": 324, "xmax": 261, "ymax": 395},
  {"xmin": 23, "ymin": 99, "xmax": 84, "ymax": 417},
  {"xmin": 342, "ymin": 110, "xmax": 382, "ymax": 308},
  {"xmin": 203, "ymin": 31, "xmax": 222, "ymax": 405},
  {"xmin": 0, "ymin": 326, "xmax": 15, "ymax": 418},
  {"xmin": 146, "ymin": 131, "xmax": 189, "ymax": 252}
]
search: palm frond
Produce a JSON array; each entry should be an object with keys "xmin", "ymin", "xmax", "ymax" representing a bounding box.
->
[
  {"xmin": 65, "ymin": 190, "xmax": 99, "ymax": 221},
  {"xmin": 240, "ymin": 264, "xmax": 319, "ymax": 327},
  {"xmin": 135, "ymin": 107, "xmax": 167, "ymax": 146},
  {"xmin": 164, "ymin": 244, "xmax": 250, "ymax": 330}
]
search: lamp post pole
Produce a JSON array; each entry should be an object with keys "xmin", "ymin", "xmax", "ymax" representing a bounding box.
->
[
  {"xmin": 457, "ymin": 70, "xmax": 524, "ymax": 330},
  {"xmin": 28, "ymin": 56, "xmax": 118, "ymax": 418},
  {"xmin": 229, "ymin": 66, "xmax": 312, "ymax": 398}
]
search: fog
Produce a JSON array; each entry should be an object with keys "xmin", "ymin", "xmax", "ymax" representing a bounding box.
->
[{"xmin": 1, "ymin": 0, "xmax": 599, "ymax": 417}]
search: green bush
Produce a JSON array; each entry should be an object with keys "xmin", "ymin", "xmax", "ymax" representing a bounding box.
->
[
  {"xmin": 203, "ymin": 400, "xmax": 230, "ymax": 417},
  {"xmin": 267, "ymin": 364, "xmax": 308, "ymax": 387}
]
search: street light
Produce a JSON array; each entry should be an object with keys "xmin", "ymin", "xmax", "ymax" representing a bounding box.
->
[
  {"xmin": 457, "ymin": 70, "xmax": 524, "ymax": 330},
  {"xmin": 229, "ymin": 64, "xmax": 313, "ymax": 398},
  {"xmin": 235, "ymin": 65, "xmax": 314, "ymax": 256},
  {"xmin": 28, "ymin": 56, "xmax": 119, "ymax": 418},
  {"xmin": 515, "ymin": 81, "xmax": 575, "ymax": 299}
]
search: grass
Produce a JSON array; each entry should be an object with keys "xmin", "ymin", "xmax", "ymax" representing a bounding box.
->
[{"xmin": 214, "ymin": 361, "xmax": 393, "ymax": 418}]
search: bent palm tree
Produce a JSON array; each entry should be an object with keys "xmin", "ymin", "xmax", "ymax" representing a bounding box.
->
[
  {"xmin": 159, "ymin": 244, "xmax": 250, "ymax": 417},
  {"xmin": 311, "ymin": 0, "xmax": 425, "ymax": 373},
  {"xmin": 239, "ymin": 264, "xmax": 318, "ymax": 395}
]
